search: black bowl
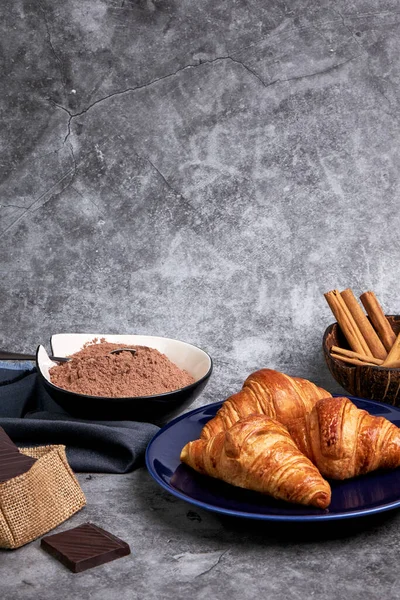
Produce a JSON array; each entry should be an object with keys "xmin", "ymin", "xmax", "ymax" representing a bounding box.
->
[{"xmin": 36, "ymin": 334, "xmax": 213, "ymax": 424}]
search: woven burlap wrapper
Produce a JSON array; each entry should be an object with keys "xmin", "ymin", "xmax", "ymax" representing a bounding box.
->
[{"xmin": 0, "ymin": 445, "xmax": 86, "ymax": 549}]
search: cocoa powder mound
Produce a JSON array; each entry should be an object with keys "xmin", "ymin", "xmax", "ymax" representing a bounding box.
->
[{"xmin": 49, "ymin": 339, "xmax": 195, "ymax": 397}]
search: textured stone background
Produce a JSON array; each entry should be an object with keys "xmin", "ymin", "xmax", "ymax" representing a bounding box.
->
[
  {"xmin": 2, "ymin": 0, "xmax": 400, "ymax": 402},
  {"xmin": 2, "ymin": 2, "xmax": 400, "ymax": 598}
]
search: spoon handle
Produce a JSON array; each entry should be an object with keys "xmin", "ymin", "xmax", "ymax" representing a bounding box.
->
[
  {"xmin": 0, "ymin": 350, "xmax": 37, "ymax": 360},
  {"xmin": 0, "ymin": 350, "xmax": 69, "ymax": 363}
]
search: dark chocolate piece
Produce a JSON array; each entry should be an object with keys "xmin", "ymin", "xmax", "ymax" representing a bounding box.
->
[
  {"xmin": 0, "ymin": 426, "xmax": 19, "ymax": 451},
  {"xmin": 0, "ymin": 426, "xmax": 36, "ymax": 483},
  {"xmin": 41, "ymin": 523, "xmax": 131, "ymax": 573}
]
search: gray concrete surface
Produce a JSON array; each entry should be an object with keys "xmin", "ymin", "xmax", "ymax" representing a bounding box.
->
[
  {"xmin": 1, "ymin": 470, "xmax": 400, "ymax": 600},
  {"xmin": 2, "ymin": 0, "xmax": 400, "ymax": 598}
]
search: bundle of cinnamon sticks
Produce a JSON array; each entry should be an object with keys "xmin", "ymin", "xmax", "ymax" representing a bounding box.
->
[{"xmin": 324, "ymin": 289, "xmax": 400, "ymax": 368}]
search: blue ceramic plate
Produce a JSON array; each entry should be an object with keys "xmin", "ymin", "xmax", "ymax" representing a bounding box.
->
[{"xmin": 146, "ymin": 396, "xmax": 400, "ymax": 521}]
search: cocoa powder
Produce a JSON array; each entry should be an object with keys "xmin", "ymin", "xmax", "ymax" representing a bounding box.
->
[{"xmin": 49, "ymin": 339, "xmax": 195, "ymax": 397}]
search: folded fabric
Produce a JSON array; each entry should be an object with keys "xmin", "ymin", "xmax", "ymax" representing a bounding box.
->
[{"xmin": 0, "ymin": 365, "xmax": 159, "ymax": 473}]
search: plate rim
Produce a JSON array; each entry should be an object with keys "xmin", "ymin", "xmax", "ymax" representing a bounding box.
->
[{"xmin": 145, "ymin": 395, "xmax": 400, "ymax": 522}]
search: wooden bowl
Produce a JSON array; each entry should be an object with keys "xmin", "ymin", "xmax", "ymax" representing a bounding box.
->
[{"xmin": 323, "ymin": 315, "xmax": 400, "ymax": 405}]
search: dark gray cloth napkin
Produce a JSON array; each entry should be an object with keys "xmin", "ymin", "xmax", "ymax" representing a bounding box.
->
[{"xmin": 0, "ymin": 366, "xmax": 159, "ymax": 473}]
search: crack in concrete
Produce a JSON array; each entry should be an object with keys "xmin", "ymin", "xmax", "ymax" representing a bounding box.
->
[
  {"xmin": 131, "ymin": 149, "xmax": 199, "ymax": 223},
  {"xmin": 39, "ymin": 51, "xmax": 365, "ymax": 202},
  {"xmin": 227, "ymin": 57, "xmax": 267, "ymax": 87},
  {"xmin": 49, "ymin": 100, "xmax": 72, "ymax": 118},
  {"xmin": 277, "ymin": 52, "xmax": 364, "ymax": 84},
  {"xmin": 194, "ymin": 550, "xmax": 229, "ymax": 578},
  {"xmin": 310, "ymin": 22, "xmax": 332, "ymax": 46},
  {"xmin": 0, "ymin": 165, "xmax": 77, "ymax": 236},
  {"xmin": 49, "ymin": 100, "xmax": 73, "ymax": 142},
  {"xmin": 55, "ymin": 52, "xmax": 363, "ymax": 145},
  {"xmin": 142, "ymin": 154, "xmax": 187, "ymax": 201},
  {"xmin": 0, "ymin": 117, "xmax": 78, "ymax": 236},
  {"xmin": 1, "ymin": 204, "xmax": 26, "ymax": 210},
  {"xmin": 37, "ymin": 49, "xmax": 363, "ymax": 229},
  {"xmin": 375, "ymin": 80, "xmax": 393, "ymax": 108},
  {"xmin": 54, "ymin": 56, "xmax": 268, "ymax": 143},
  {"xmin": 331, "ymin": 9, "xmax": 363, "ymax": 49},
  {"xmin": 73, "ymin": 56, "xmax": 267, "ymax": 118},
  {"xmin": 38, "ymin": 1, "xmax": 65, "ymax": 86},
  {"xmin": 65, "ymin": 115, "xmax": 72, "ymax": 142},
  {"xmin": 68, "ymin": 141, "xmax": 77, "ymax": 179},
  {"xmin": 349, "ymin": 10, "xmax": 400, "ymax": 19}
]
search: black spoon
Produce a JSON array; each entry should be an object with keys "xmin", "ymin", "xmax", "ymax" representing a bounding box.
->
[
  {"xmin": 0, "ymin": 350, "xmax": 70, "ymax": 363},
  {"xmin": 0, "ymin": 348, "xmax": 137, "ymax": 363}
]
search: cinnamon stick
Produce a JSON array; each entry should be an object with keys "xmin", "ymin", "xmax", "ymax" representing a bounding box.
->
[
  {"xmin": 330, "ymin": 346, "xmax": 384, "ymax": 366},
  {"xmin": 331, "ymin": 352, "xmax": 400, "ymax": 368},
  {"xmin": 383, "ymin": 332, "xmax": 400, "ymax": 366},
  {"xmin": 330, "ymin": 353, "xmax": 378, "ymax": 367},
  {"xmin": 340, "ymin": 288, "xmax": 387, "ymax": 360},
  {"xmin": 359, "ymin": 291, "xmax": 396, "ymax": 352},
  {"xmin": 324, "ymin": 290, "xmax": 372, "ymax": 356}
]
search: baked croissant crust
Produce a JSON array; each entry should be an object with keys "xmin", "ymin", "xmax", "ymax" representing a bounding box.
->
[
  {"xmin": 201, "ymin": 369, "xmax": 331, "ymax": 440},
  {"xmin": 287, "ymin": 396, "xmax": 400, "ymax": 480},
  {"xmin": 181, "ymin": 414, "xmax": 331, "ymax": 509}
]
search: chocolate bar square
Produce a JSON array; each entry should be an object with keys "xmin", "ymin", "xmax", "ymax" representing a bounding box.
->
[
  {"xmin": 41, "ymin": 523, "xmax": 131, "ymax": 572},
  {"xmin": 0, "ymin": 426, "xmax": 19, "ymax": 451},
  {"xmin": 0, "ymin": 426, "xmax": 36, "ymax": 483}
]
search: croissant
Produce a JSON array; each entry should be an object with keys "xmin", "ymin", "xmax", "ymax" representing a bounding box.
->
[
  {"xmin": 201, "ymin": 369, "xmax": 331, "ymax": 440},
  {"xmin": 181, "ymin": 414, "xmax": 331, "ymax": 509},
  {"xmin": 287, "ymin": 396, "xmax": 400, "ymax": 480}
]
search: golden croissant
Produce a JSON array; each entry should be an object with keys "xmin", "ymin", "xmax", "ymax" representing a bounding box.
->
[
  {"xmin": 287, "ymin": 396, "xmax": 400, "ymax": 480},
  {"xmin": 181, "ymin": 414, "xmax": 331, "ymax": 509},
  {"xmin": 201, "ymin": 369, "xmax": 331, "ymax": 440}
]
